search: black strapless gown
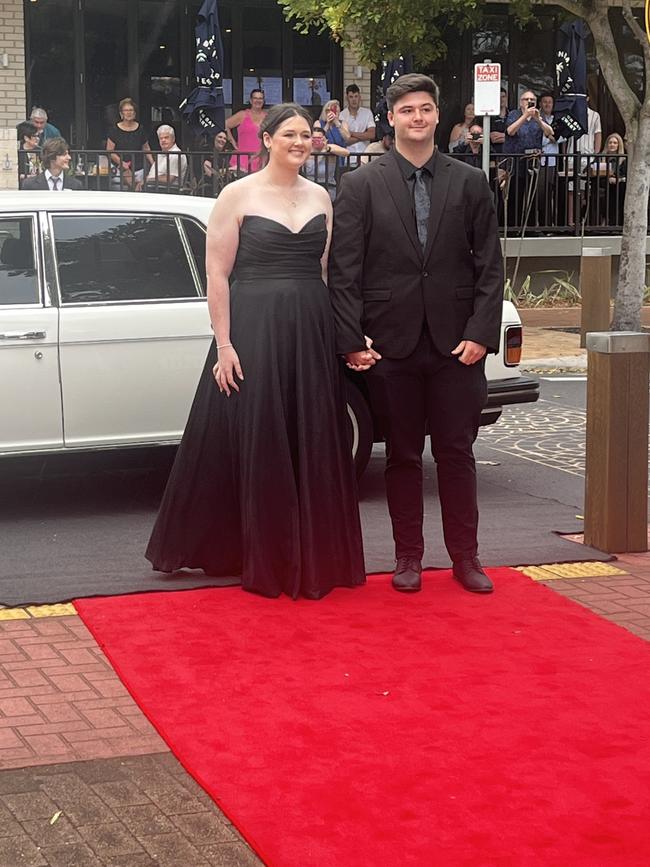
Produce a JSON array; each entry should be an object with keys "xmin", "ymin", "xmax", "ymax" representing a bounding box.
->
[{"xmin": 146, "ymin": 214, "xmax": 366, "ymax": 599}]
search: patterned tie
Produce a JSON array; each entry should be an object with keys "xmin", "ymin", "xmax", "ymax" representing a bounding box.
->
[
  {"xmin": 52, "ymin": 177, "xmax": 60, "ymax": 191},
  {"xmin": 414, "ymin": 168, "xmax": 430, "ymax": 249}
]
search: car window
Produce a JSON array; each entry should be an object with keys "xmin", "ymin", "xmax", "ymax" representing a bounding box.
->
[
  {"xmin": 0, "ymin": 217, "xmax": 39, "ymax": 306},
  {"xmin": 181, "ymin": 218, "xmax": 207, "ymax": 295},
  {"xmin": 52, "ymin": 214, "xmax": 201, "ymax": 304}
]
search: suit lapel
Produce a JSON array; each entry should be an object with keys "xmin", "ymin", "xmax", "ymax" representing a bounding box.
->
[
  {"xmin": 423, "ymin": 151, "xmax": 452, "ymax": 263},
  {"xmin": 378, "ymin": 151, "xmax": 422, "ymax": 261}
]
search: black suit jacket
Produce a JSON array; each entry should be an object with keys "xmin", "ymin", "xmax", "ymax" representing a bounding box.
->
[
  {"xmin": 22, "ymin": 173, "xmax": 82, "ymax": 191},
  {"xmin": 328, "ymin": 148, "xmax": 504, "ymax": 358}
]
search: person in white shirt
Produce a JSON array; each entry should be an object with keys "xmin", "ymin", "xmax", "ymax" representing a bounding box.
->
[
  {"xmin": 21, "ymin": 137, "xmax": 82, "ymax": 190},
  {"xmin": 577, "ymin": 99, "xmax": 603, "ymax": 158},
  {"xmin": 339, "ymin": 84, "xmax": 375, "ymax": 156},
  {"xmin": 145, "ymin": 125, "xmax": 188, "ymax": 192}
]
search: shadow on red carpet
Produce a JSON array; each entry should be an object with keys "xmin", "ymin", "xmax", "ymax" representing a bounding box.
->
[{"xmin": 75, "ymin": 568, "xmax": 650, "ymax": 866}]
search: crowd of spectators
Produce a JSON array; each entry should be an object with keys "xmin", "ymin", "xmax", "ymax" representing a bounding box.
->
[
  {"xmin": 449, "ymin": 87, "xmax": 627, "ymax": 229},
  {"xmin": 16, "ymin": 84, "xmax": 628, "ymax": 230}
]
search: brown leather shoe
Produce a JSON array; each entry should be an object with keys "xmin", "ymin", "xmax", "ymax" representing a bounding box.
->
[
  {"xmin": 452, "ymin": 557, "xmax": 493, "ymax": 593},
  {"xmin": 392, "ymin": 557, "xmax": 422, "ymax": 592}
]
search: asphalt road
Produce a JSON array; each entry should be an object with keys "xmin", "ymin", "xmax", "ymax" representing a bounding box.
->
[{"xmin": 1, "ymin": 376, "xmax": 611, "ymax": 606}]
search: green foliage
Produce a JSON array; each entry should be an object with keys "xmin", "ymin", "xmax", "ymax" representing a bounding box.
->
[
  {"xmin": 278, "ymin": 0, "xmax": 524, "ymax": 67},
  {"xmin": 504, "ymin": 271, "xmax": 583, "ymax": 308}
]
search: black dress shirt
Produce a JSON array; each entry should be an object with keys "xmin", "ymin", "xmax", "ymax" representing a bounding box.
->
[
  {"xmin": 392, "ymin": 148, "xmax": 436, "ymax": 199},
  {"xmin": 392, "ymin": 148, "xmax": 437, "ymax": 244}
]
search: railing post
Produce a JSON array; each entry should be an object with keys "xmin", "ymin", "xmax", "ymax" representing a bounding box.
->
[
  {"xmin": 584, "ymin": 332, "xmax": 650, "ymax": 553},
  {"xmin": 579, "ymin": 247, "xmax": 612, "ymax": 348}
]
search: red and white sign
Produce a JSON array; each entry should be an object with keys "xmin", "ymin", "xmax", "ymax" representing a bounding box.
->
[{"xmin": 473, "ymin": 62, "xmax": 501, "ymax": 116}]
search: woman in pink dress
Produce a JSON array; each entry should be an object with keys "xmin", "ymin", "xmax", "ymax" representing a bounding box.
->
[{"xmin": 226, "ymin": 88, "xmax": 267, "ymax": 173}]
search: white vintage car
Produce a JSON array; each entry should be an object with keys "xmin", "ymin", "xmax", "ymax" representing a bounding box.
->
[{"xmin": 0, "ymin": 191, "xmax": 538, "ymax": 476}]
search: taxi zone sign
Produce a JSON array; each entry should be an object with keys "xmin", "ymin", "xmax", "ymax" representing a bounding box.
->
[{"xmin": 474, "ymin": 63, "xmax": 501, "ymax": 115}]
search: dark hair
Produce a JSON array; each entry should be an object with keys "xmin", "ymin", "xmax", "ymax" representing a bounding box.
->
[
  {"xmin": 386, "ymin": 73, "xmax": 439, "ymax": 111},
  {"xmin": 469, "ymin": 118, "xmax": 484, "ymax": 129},
  {"xmin": 500, "ymin": 87, "xmax": 507, "ymax": 96},
  {"xmin": 346, "ymin": 83, "xmax": 360, "ymax": 94},
  {"xmin": 539, "ymin": 92, "xmax": 553, "ymax": 102},
  {"xmin": 17, "ymin": 121, "xmax": 38, "ymax": 143},
  {"xmin": 257, "ymin": 102, "xmax": 313, "ymax": 164},
  {"xmin": 249, "ymin": 88, "xmax": 264, "ymax": 101}
]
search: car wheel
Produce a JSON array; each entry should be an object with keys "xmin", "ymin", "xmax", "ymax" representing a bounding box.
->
[{"xmin": 344, "ymin": 380, "xmax": 373, "ymax": 480}]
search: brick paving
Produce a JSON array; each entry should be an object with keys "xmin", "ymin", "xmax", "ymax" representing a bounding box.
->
[
  {"xmin": 539, "ymin": 563, "xmax": 650, "ymax": 641},
  {"xmin": 0, "ymin": 754, "xmax": 261, "ymax": 866},
  {"xmin": 0, "ymin": 616, "xmax": 165, "ymax": 770}
]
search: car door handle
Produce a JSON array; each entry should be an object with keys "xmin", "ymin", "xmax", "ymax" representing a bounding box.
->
[{"xmin": 0, "ymin": 331, "xmax": 47, "ymax": 340}]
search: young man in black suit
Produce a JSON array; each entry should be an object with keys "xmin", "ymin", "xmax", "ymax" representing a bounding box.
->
[
  {"xmin": 329, "ymin": 73, "xmax": 503, "ymax": 594},
  {"xmin": 22, "ymin": 138, "xmax": 82, "ymax": 191}
]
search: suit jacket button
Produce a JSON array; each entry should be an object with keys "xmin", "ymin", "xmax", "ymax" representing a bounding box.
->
[{"xmin": 422, "ymin": 270, "xmax": 429, "ymax": 278}]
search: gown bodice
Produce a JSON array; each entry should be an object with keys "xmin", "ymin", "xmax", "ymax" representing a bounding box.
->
[{"xmin": 233, "ymin": 214, "xmax": 327, "ymax": 281}]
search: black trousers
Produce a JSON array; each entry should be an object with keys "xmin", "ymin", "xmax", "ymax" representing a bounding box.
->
[{"xmin": 365, "ymin": 329, "xmax": 487, "ymax": 563}]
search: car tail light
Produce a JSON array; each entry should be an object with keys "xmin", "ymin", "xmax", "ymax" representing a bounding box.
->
[{"xmin": 504, "ymin": 325, "xmax": 522, "ymax": 366}]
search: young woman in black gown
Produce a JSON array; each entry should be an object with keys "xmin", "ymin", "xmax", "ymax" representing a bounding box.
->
[{"xmin": 146, "ymin": 104, "xmax": 370, "ymax": 599}]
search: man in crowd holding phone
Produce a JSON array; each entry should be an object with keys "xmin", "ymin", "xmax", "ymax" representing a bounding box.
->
[
  {"xmin": 503, "ymin": 90, "xmax": 555, "ymax": 225},
  {"xmin": 452, "ymin": 119, "xmax": 485, "ymax": 170}
]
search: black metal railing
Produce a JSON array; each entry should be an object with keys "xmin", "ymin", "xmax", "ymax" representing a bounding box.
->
[
  {"xmin": 17, "ymin": 148, "xmax": 633, "ymax": 235},
  {"xmin": 452, "ymin": 151, "xmax": 629, "ymax": 235}
]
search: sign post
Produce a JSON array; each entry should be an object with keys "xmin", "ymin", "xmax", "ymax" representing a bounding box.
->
[{"xmin": 473, "ymin": 61, "xmax": 501, "ymax": 182}]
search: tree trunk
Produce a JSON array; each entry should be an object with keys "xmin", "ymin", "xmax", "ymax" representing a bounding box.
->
[{"xmin": 612, "ymin": 112, "xmax": 650, "ymax": 331}]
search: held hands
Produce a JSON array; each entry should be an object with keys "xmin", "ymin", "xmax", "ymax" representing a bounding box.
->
[
  {"xmin": 213, "ymin": 345, "xmax": 244, "ymax": 396},
  {"xmin": 451, "ymin": 339, "xmax": 487, "ymax": 365},
  {"xmin": 344, "ymin": 336, "xmax": 382, "ymax": 372}
]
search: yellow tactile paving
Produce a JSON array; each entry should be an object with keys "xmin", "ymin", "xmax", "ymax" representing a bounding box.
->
[
  {"xmin": 516, "ymin": 566, "xmax": 562, "ymax": 581},
  {"xmin": 26, "ymin": 603, "xmax": 77, "ymax": 618},
  {"xmin": 517, "ymin": 562, "xmax": 628, "ymax": 581},
  {"xmin": 0, "ymin": 608, "xmax": 31, "ymax": 620},
  {"xmin": 0, "ymin": 604, "xmax": 76, "ymax": 620}
]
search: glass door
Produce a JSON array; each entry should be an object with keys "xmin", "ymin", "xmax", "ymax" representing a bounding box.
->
[
  {"xmin": 84, "ymin": 0, "xmax": 129, "ymax": 147},
  {"xmin": 25, "ymin": 0, "xmax": 76, "ymax": 143},
  {"xmin": 292, "ymin": 26, "xmax": 333, "ymax": 118},
  {"xmin": 241, "ymin": 5, "xmax": 284, "ymax": 108},
  {"xmin": 138, "ymin": 0, "xmax": 182, "ymax": 148}
]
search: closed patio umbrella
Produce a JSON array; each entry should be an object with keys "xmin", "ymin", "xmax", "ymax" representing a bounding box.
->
[
  {"xmin": 180, "ymin": 0, "xmax": 225, "ymax": 136},
  {"xmin": 552, "ymin": 21, "xmax": 588, "ymax": 142}
]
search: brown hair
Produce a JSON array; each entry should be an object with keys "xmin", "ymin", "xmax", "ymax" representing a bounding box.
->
[
  {"xmin": 41, "ymin": 137, "xmax": 69, "ymax": 169},
  {"xmin": 257, "ymin": 102, "xmax": 313, "ymax": 164},
  {"xmin": 119, "ymin": 98, "xmax": 137, "ymax": 113},
  {"xmin": 386, "ymin": 73, "xmax": 439, "ymax": 111}
]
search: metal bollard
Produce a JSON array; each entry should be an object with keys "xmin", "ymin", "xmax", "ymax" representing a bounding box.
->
[
  {"xmin": 579, "ymin": 247, "xmax": 612, "ymax": 348},
  {"xmin": 584, "ymin": 331, "xmax": 650, "ymax": 553}
]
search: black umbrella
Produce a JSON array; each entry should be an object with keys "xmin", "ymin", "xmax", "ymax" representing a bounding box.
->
[
  {"xmin": 179, "ymin": 0, "xmax": 225, "ymax": 137},
  {"xmin": 552, "ymin": 21, "xmax": 588, "ymax": 141}
]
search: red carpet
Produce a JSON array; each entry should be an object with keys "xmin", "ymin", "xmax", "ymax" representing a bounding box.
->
[{"xmin": 75, "ymin": 569, "xmax": 650, "ymax": 866}]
